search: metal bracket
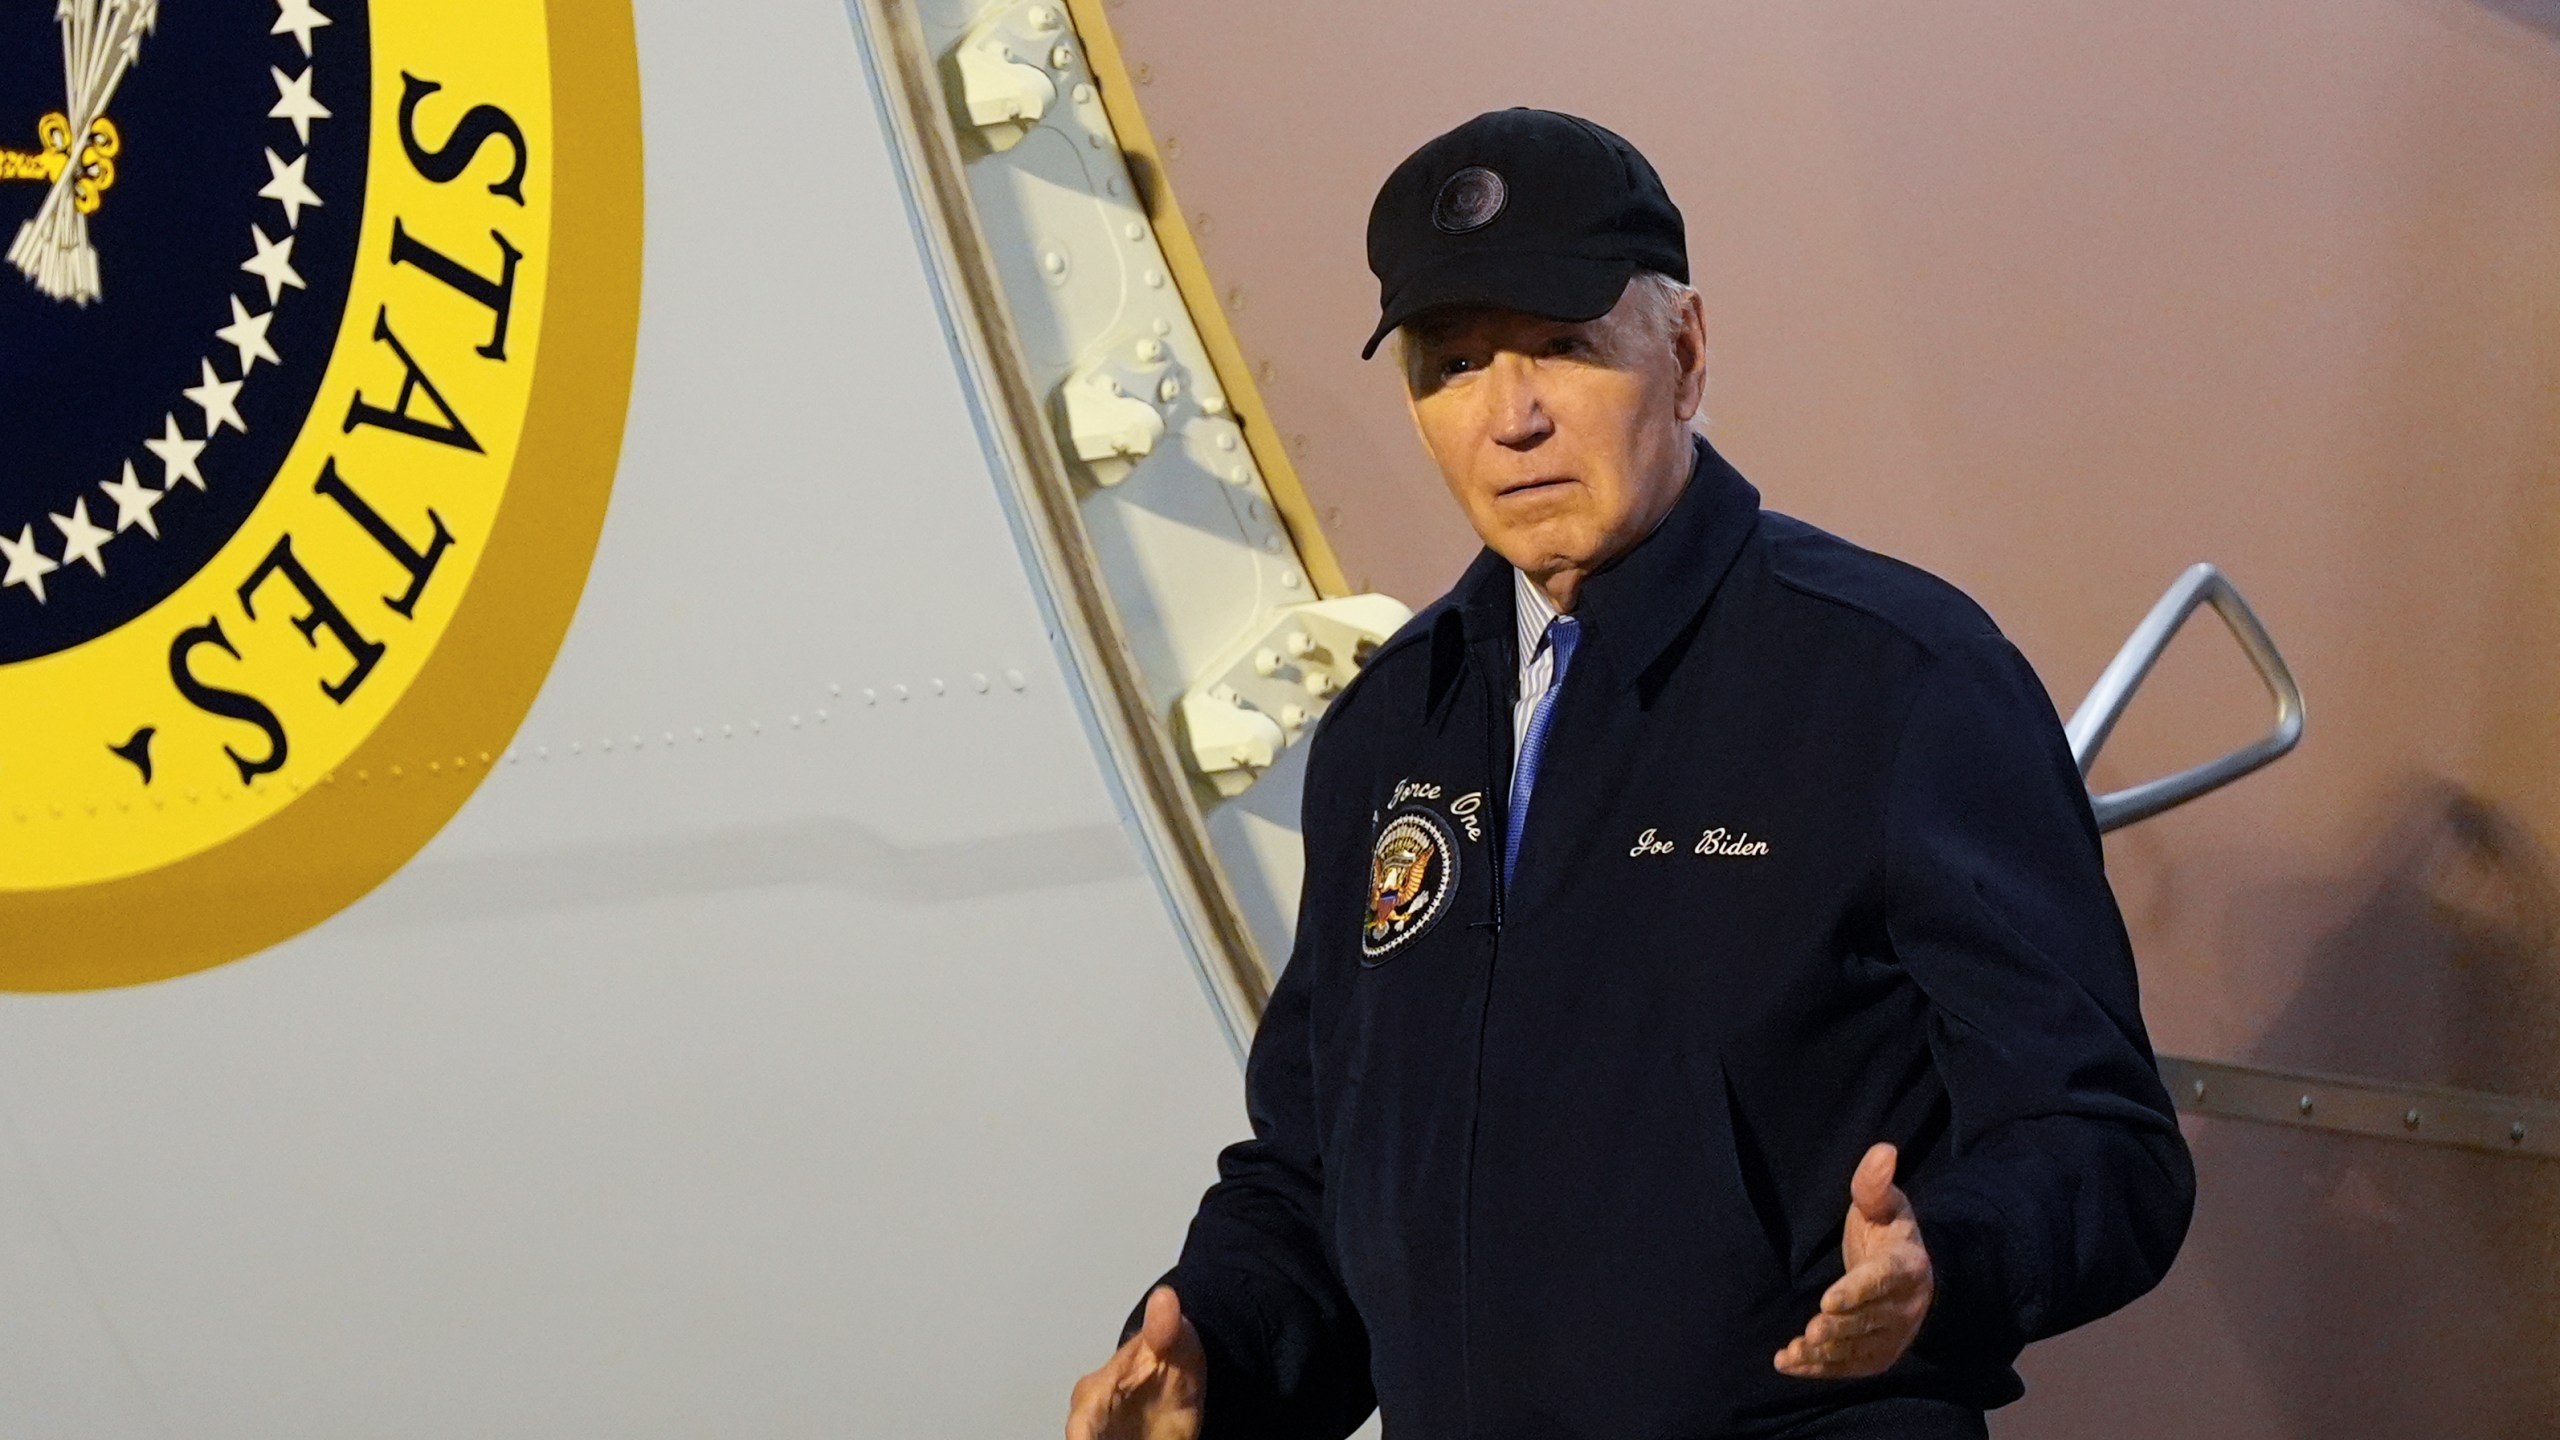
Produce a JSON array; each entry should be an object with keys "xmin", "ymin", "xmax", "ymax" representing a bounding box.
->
[
  {"xmin": 2161, "ymin": 1054, "xmax": 2558, "ymax": 1160},
  {"xmin": 947, "ymin": 9, "xmax": 1060, "ymax": 150},
  {"xmin": 1177, "ymin": 594, "xmax": 1411, "ymax": 796},
  {"xmin": 2067, "ymin": 562, "xmax": 2305, "ymax": 833}
]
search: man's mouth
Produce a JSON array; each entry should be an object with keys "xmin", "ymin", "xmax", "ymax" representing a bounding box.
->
[{"xmin": 1496, "ymin": 476, "xmax": 1576, "ymax": 500}]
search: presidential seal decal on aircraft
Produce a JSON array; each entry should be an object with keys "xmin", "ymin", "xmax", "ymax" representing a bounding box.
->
[
  {"xmin": 0, "ymin": 0, "xmax": 640, "ymax": 990},
  {"xmin": 1362, "ymin": 808, "xmax": 1458, "ymax": 962}
]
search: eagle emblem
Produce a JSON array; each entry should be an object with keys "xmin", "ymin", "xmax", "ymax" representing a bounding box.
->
[{"xmin": 1361, "ymin": 809, "xmax": 1459, "ymax": 962}]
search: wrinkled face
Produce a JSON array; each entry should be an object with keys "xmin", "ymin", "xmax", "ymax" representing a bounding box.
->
[{"xmin": 1400, "ymin": 281, "xmax": 1707, "ymax": 605}]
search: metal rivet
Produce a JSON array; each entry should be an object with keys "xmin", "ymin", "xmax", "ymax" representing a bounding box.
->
[
  {"xmin": 864, "ymin": 688, "xmax": 879, "ymax": 705},
  {"xmin": 2403, "ymin": 1108, "xmax": 2422, "ymax": 1129},
  {"xmin": 932, "ymin": 678, "xmax": 948, "ymax": 696},
  {"xmin": 1072, "ymin": 82, "xmax": 1094, "ymax": 103},
  {"xmin": 693, "ymin": 728, "xmax": 706, "ymax": 742},
  {"xmin": 2513, "ymin": 1122, "xmax": 2529, "ymax": 1143},
  {"xmin": 973, "ymin": 673, "xmax": 991, "ymax": 693},
  {"xmin": 721, "ymin": 725, "xmax": 733, "ymax": 739},
  {"xmin": 749, "ymin": 720, "xmax": 762, "ymax": 734},
  {"xmin": 598, "ymin": 738, "xmax": 611, "ymax": 752},
  {"xmin": 816, "ymin": 709, "xmax": 830, "ymax": 723},
  {"xmin": 2191, "ymin": 1079, "xmax": 2207, "ymax": 1101},
  {"xmin": 389, "ymin": 765, "xmax": 403, "ymax": 779},
  {"xmin": 1216, "ymin": 431, "xmax": 1238, "ymax": 452},
  {"xmin": 1122, "ymin": 221, "xmax": 1144, "ymax": 240},
  {"xmin": 663, "ymin": 732, "xmax": 676, "ymax": 747},
  {"xmin": 1006, "ymin": 669, "xmax": 1027, "ymax": 690},
  {"xmin": 2297, "ymin": 1095, "xmax": 2315, "ymax": 1115},
  {"xmin": 1281, "ymin": 572, "xmax": 1302, "ymax": 591},
  {"xmin": 536, "ymin": 747, "xmax": 550, "ymax": 760},
  {"xmin": 1152, "ymin": 318, "xmax": 1172, "ymax": 336},
  {"xmin": 1041, "ymin": 250, "xmax": 1066, "ymax": 275},
  {"xmin": 428, "ymin": 761, "xmax": 440, "ymax": 774},
  {"xmin": 1143, "ymin": 268, "xmax": 1165, "ymax": 288},
  {"xmin": 828, "ymin": 683, "xmax": 842, "ymax": 697},
  {"xmin": 1158, "ymin": 376, "xmax": 1181, "ymax": 402},
  {"xmin": 894, "ymin": 685, "xmax": 910, "ymax": 701}
]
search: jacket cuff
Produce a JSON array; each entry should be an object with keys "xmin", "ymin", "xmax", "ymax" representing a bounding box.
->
[
  {"xmin": 1906, "ymin": 1182, "xmax": 2026, "ymax": 1369},
  {"xmin": 1118, "ymin": 1271, "xmax": 1284, "ymax": 1440}
]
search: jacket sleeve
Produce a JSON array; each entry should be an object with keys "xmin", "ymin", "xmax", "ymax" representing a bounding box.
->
[
  {"xmin": 1884, "ymin": 630, "xmax": 2197, "ymax": 1369},
  {"xmin": 1119, "ymin": 716, "xmax": 1377, "ymax": 1439}
]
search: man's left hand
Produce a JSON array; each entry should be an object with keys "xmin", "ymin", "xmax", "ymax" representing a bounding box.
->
[{"xmin": 1774, "ymin": 1142, "xmax": 1934, "ymax": 1379}]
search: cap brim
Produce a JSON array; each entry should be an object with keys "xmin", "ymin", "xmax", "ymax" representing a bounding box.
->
[{"xmin": 1361, "ymin": 252, "xmax": 1637, "ymax": 359}]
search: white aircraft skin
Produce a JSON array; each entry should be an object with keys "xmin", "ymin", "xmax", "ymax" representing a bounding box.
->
[{"xmin": 0, "ymin": 1, "xmax": 1249, "ymax": 1433}]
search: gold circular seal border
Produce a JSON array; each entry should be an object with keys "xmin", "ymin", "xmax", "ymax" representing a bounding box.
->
[{"xmin": 0, "ymin": 0, "xmax": 642, "ymax": 992}]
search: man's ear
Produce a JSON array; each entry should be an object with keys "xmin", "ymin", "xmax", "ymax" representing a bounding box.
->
[{"xmin": 1672, "ymin": 291, "xmax": 1709, "ymax": 424}]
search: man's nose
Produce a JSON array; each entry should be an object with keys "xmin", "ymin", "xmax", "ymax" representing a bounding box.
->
[{"xmin": 1485, "ymin": 355, "xmax": 1553, "ymax": 449}]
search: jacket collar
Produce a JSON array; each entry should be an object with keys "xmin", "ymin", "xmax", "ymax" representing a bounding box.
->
[{"xmin": 1439, "ymin": 433, "xmax": 1762, "ymax": 699}]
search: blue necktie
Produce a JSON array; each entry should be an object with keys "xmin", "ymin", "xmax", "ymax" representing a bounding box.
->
[{"xmin": 1505, "ymin": 614, "xmax": 1581, "ymax": 885}]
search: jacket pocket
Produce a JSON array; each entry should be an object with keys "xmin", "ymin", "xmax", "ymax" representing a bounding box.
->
[{"xmin": 1680, "ymin": 1043, "xmax": 1796, "ymax": 1287}]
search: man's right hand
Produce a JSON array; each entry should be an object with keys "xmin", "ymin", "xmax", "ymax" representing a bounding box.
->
[{"xmin": 1065, "ymin": 1285, "xmax": 1207, "ymax": 1440}]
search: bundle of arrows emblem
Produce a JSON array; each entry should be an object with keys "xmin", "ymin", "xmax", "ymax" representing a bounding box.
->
[{"xmin": 5, "ymin": 0, "xmax": 159, "ymax": 305}]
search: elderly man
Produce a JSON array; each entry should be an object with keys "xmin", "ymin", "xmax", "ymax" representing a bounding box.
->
[{"xmin": 1067, "ymin": 108, "xmax": 2193, "ymax": 1440}]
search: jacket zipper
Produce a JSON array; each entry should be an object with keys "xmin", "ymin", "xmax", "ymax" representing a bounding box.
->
[{"xmin": 1457, "ymin": 646, "xmax": 1511, "ymax": 1439}]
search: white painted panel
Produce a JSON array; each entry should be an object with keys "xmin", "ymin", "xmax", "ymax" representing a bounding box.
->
[{"xmin": 0, "ymin": 0, "xmax": 1243, "ymax": 1432}]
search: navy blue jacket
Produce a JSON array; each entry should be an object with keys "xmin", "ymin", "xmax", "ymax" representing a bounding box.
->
[{"xmin": 1143, "ymin": 436, "xmax": 2194, "ymax": 1438}]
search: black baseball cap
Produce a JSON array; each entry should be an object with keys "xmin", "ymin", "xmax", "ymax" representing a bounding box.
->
[{"xmin": 1362, "ymin": 108, "xmax": 1687, "ymax": 359}]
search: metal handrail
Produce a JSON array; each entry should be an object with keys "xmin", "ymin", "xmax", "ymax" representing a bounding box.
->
[{"xmin": 2067, "ymin": 562, "xmax": 2306, "ymax": 832}]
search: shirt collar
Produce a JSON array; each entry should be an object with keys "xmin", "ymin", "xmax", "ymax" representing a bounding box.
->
[{"xmin": 1512, "ymin": 566, "xmax": 1563, "ymax": 670}]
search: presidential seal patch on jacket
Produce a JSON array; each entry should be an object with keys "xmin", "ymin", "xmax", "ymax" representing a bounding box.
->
[
  {"xmin": 0, "ymin": 0, "xmax": 640, "ymax": 990},
  {"xmin": 1362, "ymin": 808, "xmax": 1459, "ymax": 961}
]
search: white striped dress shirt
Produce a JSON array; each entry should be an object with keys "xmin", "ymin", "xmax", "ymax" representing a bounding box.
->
[{"xmin": 1511, "ymin": 568, "xmax": 1566, "ymax": 775}]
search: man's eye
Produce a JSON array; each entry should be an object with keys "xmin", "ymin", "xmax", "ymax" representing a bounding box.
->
[
  {"xmin": 1437, "ymin": 355, "xmax": 1477, "ymax": 378},
  {"xmin": 1540, "ymin": 335, "xmax": 1586, "ymax": 357}
]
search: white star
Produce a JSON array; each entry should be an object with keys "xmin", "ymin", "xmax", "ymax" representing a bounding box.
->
[
  {"xmin": 241, "ymin": 225, "xmax": 305, "ymax": 304},
  {"xmin": 0, "ymin": 526, "xmax": 58, "ymax": 604},
  {"xmin": 258, "ymin": 148, "xmax": 322, "ymax": 228},
  {"xmin": 269, "ymin": 65, "xmax": 332, "ymax": 146},
  {"xmin": 50, "ymin": 499, "xmax": 111, "ymax": 577},
  {"xmin": 271, "ymin": 0, "xmax": 332, "ymax": 56},
  {"xmin": 100, "ymin": 461, "xmax": 164, "ymax": 539},
  {"xmin": 184, "ymin": 359, "xmax": 247, "ymax": 436},
  {"xmin": 145, "ymin": 413, "xmax": 207, "ymax": 490},
  {"xmin": 217, "ymin": 295, "xmax": 281, "ymax": 374}
]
